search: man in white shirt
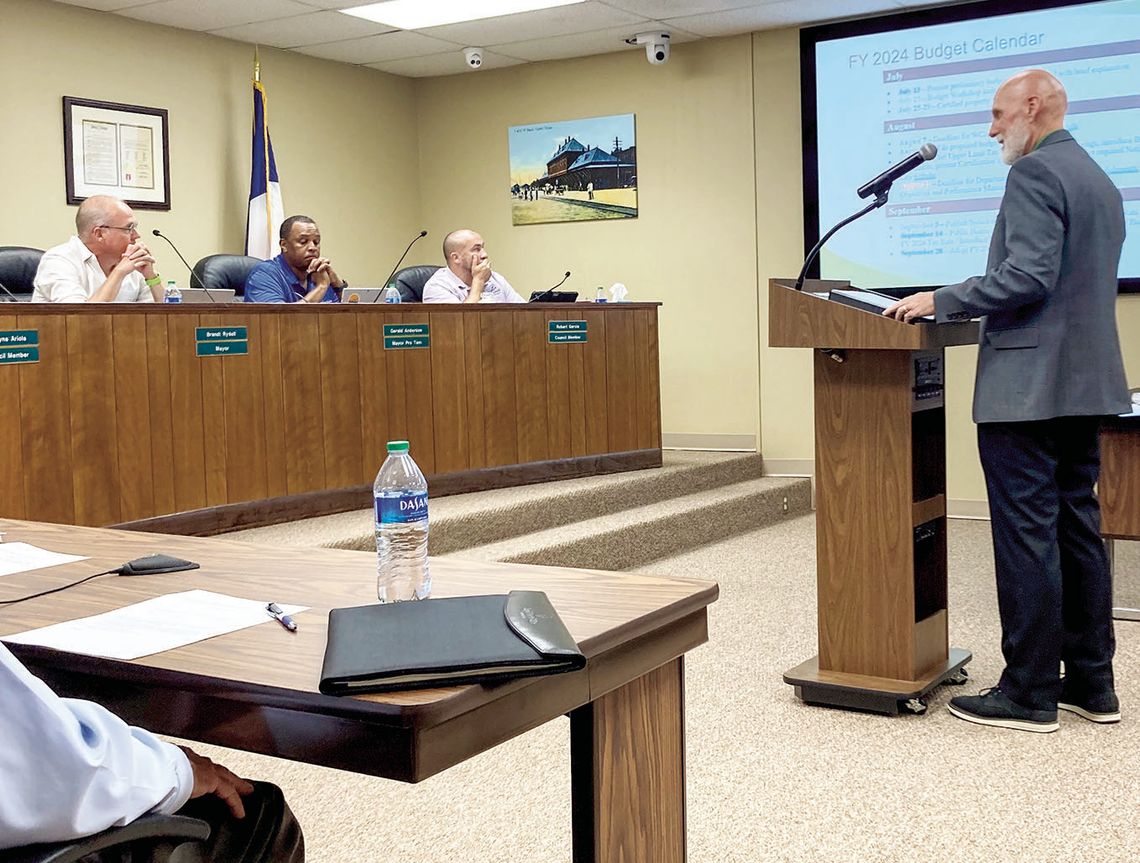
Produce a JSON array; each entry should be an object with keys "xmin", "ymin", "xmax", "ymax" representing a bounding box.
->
[
  {"xmin": 32, "ymin": 195, "xmax": 164, "ymax": 303},
  {"xmin": 421, "ymin": 229, "xmax": 526, "ymax": 303},
  {"xmin": 0, "ymin": 643, "xmax": 303, "ymax": 860}
]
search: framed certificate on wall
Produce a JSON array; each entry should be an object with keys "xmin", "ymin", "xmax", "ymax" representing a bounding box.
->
[{"xmin": 63, "ymin": 96, "xmax": 171, "ymax": 210}]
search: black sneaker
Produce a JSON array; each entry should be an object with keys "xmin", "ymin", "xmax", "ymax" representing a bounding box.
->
[
  {"xmin": 947, "ymin": 687, "xmax": 1059, "ymax": 733},
  {"xmin": 1058, "ymin": 683, "xmax": 1121, "ymax": 724}
]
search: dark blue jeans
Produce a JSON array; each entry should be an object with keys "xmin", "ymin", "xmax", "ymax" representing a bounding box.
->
[{"xmin": 977, "ymin": 417, "xmax": 1116, "ymax": 711}]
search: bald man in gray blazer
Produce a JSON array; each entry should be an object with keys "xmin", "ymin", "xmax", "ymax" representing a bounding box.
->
[{"xmin": 885, "ymin": 69, "xmax": 1128, "ymax": 733}]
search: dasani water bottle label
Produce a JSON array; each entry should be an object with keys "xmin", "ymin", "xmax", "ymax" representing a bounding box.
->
[{"xmin": 376, "ymin": 491, "xmax": 428, "ymax": 525}]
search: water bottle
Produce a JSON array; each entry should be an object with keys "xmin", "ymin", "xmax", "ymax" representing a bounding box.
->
[
  {"xmin": 163, "ymin": 280, "xmax": 182, "ymax": 304},
  {"xmin": 383, "ymin": 283, "xmax": 402, "ymax": 304},
  {"xmin": 374, "ymin": 440, "xmax": 430, "ymax": 602},
  {"xmin": 594, "ymin": 286, "xmax": 607, "ymax": 303}
]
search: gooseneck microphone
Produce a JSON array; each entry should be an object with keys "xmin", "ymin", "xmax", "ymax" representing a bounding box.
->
[
  {"xmin": 373, "ymin": 230, "xmax": 428, "ymax": 302},
  {"xmin": 857, "ymin": 142, "xmax": 937, "ymax": 200},
  {"xmin": 151, "ymin": 229, "xmax": 215, "ymax": 302},
  {"xmin": 795, "ymin": 143, "xmax": 938, "ymax": 290},
  {"xmin": 0, "ymin": 280, "xmax": 21, "ymax": 302},
  {"xmin": 530, "ymin": 271, "xmax": 572, "ymax": 303}
]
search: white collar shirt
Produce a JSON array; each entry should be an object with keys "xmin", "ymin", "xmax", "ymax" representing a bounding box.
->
[
  {"xmin": 32, "ymin": 236, "xmax": 154, "ymax": 303},
  {"xmin": 421, "ymin": 266, "xmax": 526, "ymax": 304}
]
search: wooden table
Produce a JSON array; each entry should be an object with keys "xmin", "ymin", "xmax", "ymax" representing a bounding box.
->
[
  {"xmin": 0, "ymin": 519, "xmax": 716, "ymax": 863},
  {"xmin": 1101, "ymin": 414, "xmax": 1140, "ymax": 621},
  {"xmin": 0, "ymin": 302, "xmax": 661, "ymax": 534}
]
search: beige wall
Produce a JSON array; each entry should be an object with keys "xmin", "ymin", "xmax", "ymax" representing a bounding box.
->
[
  {"xmin": 3, "ymin": 0, "xmax": 1137, "ymax": 507},
  {"xmin": 0, "ymin": 0, "xmax": 421, "ymax": 285},
  {"xmin": 414, "ymin": 36, "xmax": 761, "ymax": 442}
]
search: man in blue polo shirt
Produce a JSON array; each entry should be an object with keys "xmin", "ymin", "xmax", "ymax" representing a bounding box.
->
[{"xmin": 244, "ymin": 214, "xmax": 346, "ymax": 303}]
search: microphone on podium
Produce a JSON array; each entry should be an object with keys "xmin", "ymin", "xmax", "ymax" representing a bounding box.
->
[
  {"xmin": 529, "ymin": 271, "xmax": 572, "ymax": 303},
  {"xmin": 795, "ymin": 143, "xmax": 938, "ymax": 290},
  {"xmin": 373, "ymin": 230, "xmax": 428, "ymax": 302}
]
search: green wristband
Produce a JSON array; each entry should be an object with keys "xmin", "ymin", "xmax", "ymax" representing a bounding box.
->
[{"xmin": 145, "ymin": 274, "xmax": 162, "ymax": 287}]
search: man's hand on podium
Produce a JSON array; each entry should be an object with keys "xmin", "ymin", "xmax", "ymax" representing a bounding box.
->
[{"xmin": 883, "ymin": 291, "xmax": 935, "ymax": 323}]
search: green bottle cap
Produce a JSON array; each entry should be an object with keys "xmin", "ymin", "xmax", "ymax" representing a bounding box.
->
[{"xmin": 386, "ymin": 440, "xmax": 410, "ymax": 453}]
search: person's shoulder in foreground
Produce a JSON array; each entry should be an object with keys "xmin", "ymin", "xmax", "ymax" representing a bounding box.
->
[{"xmin": 0, "ymin": 642, "xmax": 304, "ymax": 860}]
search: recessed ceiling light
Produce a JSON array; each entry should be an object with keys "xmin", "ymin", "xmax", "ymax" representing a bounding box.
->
[{"xmin": 341, "ymin": 0, "xmax": 586, "ymax": 30}]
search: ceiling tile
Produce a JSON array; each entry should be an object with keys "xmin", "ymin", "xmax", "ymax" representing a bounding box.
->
[
  {"xmin": 208, "ymin": 10, "xmax": 390, "ymax": 48},
  {"xmin": 664, "ymin": 0, "xmax": 901, "ymax": 36},
  {"xmin": 119, "ymin": 0, "xmax": 315, "ymax": 31},
  {"xmin": 489, "ymin": 21, "xmax": 698, "ymax": 63},
  {"xmin": 420, "ymin": 2, "xmax": 646, "ymax": 46},
  {"xmin": 295, "ymin": 30, "xmax": 461, "ymax": 64},
  {"xmin": 51, "ymin": 0, "xmax": 159, "ymax": 10},
  {"xmin": 602, "ymin": 0, "xmax": 771, "ymax": 17},
  {"xmin": 368, "ymin": 50, "xmax": 527, "ymax": 78},
  {"xmin": 294, "ymin": 0, "xmax": 371, "ymax": 8}
]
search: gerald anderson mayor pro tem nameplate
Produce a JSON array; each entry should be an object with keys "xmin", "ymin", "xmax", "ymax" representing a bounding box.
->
[{"xmin": 384, "ymin": 323, "xmax": 430, "ymax": 350}]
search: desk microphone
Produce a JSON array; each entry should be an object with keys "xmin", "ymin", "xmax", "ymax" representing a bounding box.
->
[
  {"xmin": 373, "ymin": 229, "xmax": 428, "ymax": 302},
  {"xmin": 0, "ymin": 280, "xmax": 21, "ymax": 303},
  {"xmin": 530, "ymin": 270, "xmax": 571, "ymax": 303},
  {"xmin": 152, "ymin": 229, "xmax": 215, "ymax": 302}
]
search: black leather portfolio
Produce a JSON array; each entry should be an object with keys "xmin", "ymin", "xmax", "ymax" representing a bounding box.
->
[{"xmin": 319, "ymin": 590, "xmax": 586, "ymax": 695}]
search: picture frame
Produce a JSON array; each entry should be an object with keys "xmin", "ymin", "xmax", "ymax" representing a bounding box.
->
[{"xmin": 63, "ymin": 96, "xmax": 171, "ymax": 210}]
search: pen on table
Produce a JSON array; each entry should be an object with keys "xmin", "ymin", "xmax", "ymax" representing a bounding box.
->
[{"xmin": 266, "ymin": 602, "xmax": 297, "ymax": 632}]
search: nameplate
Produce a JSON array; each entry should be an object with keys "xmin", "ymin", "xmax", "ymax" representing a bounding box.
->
[
  {"xmin": 548, "ymin": 320, "xmax": 588, "ymax": 344},
  {"xmin": 0, "ymin": 346, "xmax": 39, "ymax": 364},
  {"xmin": 195, "ymin": 327, "xmax": 248, "ymax": 342},
  {"xmin": 195, "ymin": 326, "xmax": 249, "ymax": 358},
  {"xmin": 196, "ymin": 341, "xmax": 249, "ymax": 357},
  {"xmin": 384, "ymin": 323, "xmax": 430, "ymax": 350},
  {"xmin": 0, "ymin": 329, "xmax": 39, "ymax": 347}
]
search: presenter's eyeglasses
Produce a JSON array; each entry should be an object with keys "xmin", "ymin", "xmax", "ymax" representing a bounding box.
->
[{"xmin": 99, "ymin": 223, "xmax": 141, "ymax": 236}]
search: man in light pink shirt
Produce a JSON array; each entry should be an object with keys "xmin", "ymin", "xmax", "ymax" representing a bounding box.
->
[{"xmin": 421, "ymin": 229, "xmax": 526, "ymax": 303}]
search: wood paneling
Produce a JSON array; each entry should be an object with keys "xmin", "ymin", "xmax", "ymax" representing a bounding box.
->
[
  {"xmin": 428, "ymin": 313, "xmax": 468, "ymax": 474},
  {"xmin": 319, "ymin": 314, "xmax": 363, "ymax": 490},
  {"xmin": 67, "ymin": 314, "xmax": 120, "ymax": 525},
  {"xmin": 278, "ymin": 314, "xmax": 326, "ymax": 494},
  {"xmin": 0, "ymin": 312, "xmax": 25, "ymax": 519},
  {"xmin": 514, "ymin": 309, "xmax": 550, "ymax": 463},
  {"xmin": 111, "ymin": 315, "xmax": 154, "ymax": 522},
  {"xmin": 3, "ymin": 304, "xmax": 661, "ymax": 527},
  {"xmin": 167, "ymin": 314, "xmax": 207, "ymax": 511},
  {"xmin": 1100, "ymin": 424, "xmax": 1140, "ymax": 539},
  {"xmin": 144, "ymin": 316, "xmax": 175, "ymax": 515},
  {"xmin": 481, "ymin": 311, "xmax": 518, "ymax": 467}
]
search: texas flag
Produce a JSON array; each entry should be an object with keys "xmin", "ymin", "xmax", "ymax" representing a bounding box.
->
[{"xmin": 246, "ymin": 66, "xmax": 284, "ymax": 260}]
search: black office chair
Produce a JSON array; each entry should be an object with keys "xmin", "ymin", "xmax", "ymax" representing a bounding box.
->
[
  {"xmin": 190, "ymin": 254, "xmax": 261, "ymax": 298},
  {"xmin": 393, "ymin": 264, "xmax": 440, "ymax": 303},
  {"xmin": 0, "ymin": 246, "xmax": 45, "ymax": 300},
  {"xmin": 0, "ymin": 814, "xmax": 210, "ymax": 863}
]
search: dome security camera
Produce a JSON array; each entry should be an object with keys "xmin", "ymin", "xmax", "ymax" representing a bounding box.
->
[
  {"xmin": 464, "ymin": 47, "xmax": 484, "ymax": 69},
  {"xmin": 627, "ymin": 31, "xmax": 670, "ymax": 65}
]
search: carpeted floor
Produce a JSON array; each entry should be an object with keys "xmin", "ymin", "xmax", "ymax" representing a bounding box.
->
[{"xmin": 181, "ymin": 518, "xmax": 1140, "ymax": 862}]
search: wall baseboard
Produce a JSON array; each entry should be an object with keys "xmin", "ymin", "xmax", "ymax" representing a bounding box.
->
[
  {"xmin": 947, "ymin": 499, "xmax": 990, "ymax": 520},
  {"xmin": 662, "ymin": 433, "xmax": 757, "ymax": 451},
  {"xmin": 760, "ymin": 458, "xmax": 813, "ymax": 477}
]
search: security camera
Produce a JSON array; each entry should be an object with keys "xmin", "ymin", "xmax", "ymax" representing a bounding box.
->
[
  {"xmin": 627, "ymin": 31, "xmax": 670, "ymax": 65},
  {"xmin": 464, "ymin": 47, "xmax": 484, "ymax": 69}
]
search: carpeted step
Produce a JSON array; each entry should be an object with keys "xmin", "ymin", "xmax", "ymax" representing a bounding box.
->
[
  {"xmin": 443, "ymin": 475, "xmax": 812, "ymax": 571},
  {"xmin": 229, "ymin": 451, "xmax": 769, "ymax": 553}
]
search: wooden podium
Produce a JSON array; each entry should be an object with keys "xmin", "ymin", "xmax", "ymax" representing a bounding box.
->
[{"xmin": 769, "ymin": 278, "xmax": 979, "ymax": 714}]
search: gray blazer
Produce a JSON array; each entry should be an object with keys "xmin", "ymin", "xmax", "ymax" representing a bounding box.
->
[{"xmin": 935, "ymin": 130, "xmax": 1128, "ymax": 423}]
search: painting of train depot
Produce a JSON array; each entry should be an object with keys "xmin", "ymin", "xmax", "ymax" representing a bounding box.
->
[{"xmin": 508, "ymin": 113, "xmax": 637, "ymax": 226}]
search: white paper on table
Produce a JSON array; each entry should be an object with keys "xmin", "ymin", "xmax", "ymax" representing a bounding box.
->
[
  {"xmin": 2, "ymin": 589, "xmax": 308, "ymax": 660},
  {"xmin": 0, "ymin": 543, "xmax": 89, "ymax": 578}
]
